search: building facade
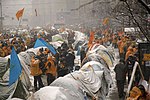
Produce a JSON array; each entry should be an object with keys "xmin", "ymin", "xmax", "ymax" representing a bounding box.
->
[
  {"xmin": 0, "ymin": 0, "xmax": 121, "ymax": 29},
  {"xmin": 2, "ymin": 0, "xmax": 32, "ymax": 28},
  {"xmin": 31, "ymin": 0, "xmax": 52, "ymax": 27}
]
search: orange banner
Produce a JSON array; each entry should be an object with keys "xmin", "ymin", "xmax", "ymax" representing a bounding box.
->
[
  {"xmin": 16, "ymin": 8, "xmax": 24, "ymax": 21},
  {"xmin": 88, "ymin": 31, "xmax": 95, "ymax": 47},
  {"xmin": 102, "ymin": 18, "xmax": 109, "ymax": 25}
]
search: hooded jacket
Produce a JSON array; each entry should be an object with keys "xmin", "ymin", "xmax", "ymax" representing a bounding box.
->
[{"xmin": 30, "ymin": 57, "xmax": 42, "ymax": 76}]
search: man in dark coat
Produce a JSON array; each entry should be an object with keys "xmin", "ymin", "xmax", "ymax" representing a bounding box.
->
[
  {"xmin": 66, "ymin": 51, "xmax": 75, "ymax": 72},
  {"xmin": 125, "ymin": 54, "xmax": 137, "ymax": 84},
  {"xmin": 80, "ymin": 47, "xmax": 86, "ymax": 64},
  {"xmin": 114, "ymin": 59, "xmax": 126, "ymax": 99}
]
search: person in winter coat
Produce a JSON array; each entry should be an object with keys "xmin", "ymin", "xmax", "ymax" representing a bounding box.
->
[
  {"xmin": 45, "ymin": 56, "xmax": 57, "ymax": 85},
  {"xmin": 66, "ymin": 50, "xmax": 75, "ymax": 72},
  {"xmin": 37, "ymin": 48, "xmax": 47, "ymax": 74},
  {"xmin": 30, "ymin": 56, "xmax": 44, "ymax": 91},
  {"xmin": 80, "ymin": 47, "xmax": 86, "ymax": 64},
  {"xmin": 118, "ymin": 38, "xmax": 124, "ymax": 60},
  {"xmin": 57, "ymin": 48, "xmax": 68, "ymax": 77},
  {"xmin": 127, "ymin": 85, "xmax": 150, "ymax": 100},
  {"xmin": 125, "ymin": 54, "xmax": 137, "ymax": 84},
  {"xmin": 114, "ymin": 59, "xmax": 126, "ymax": 99},
  {"xmin": 125, "ymin": 46, "xmax": 134, "ymax": 61},
  {"xmin": 0, "ymin": 47, "xmax": 5, "ymax": 57}
]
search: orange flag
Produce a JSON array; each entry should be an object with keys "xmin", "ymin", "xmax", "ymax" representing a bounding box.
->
[
  {"xmin": 88, "ymin": 31, "xmax": 95, "ymax": 48},
  {"xmin": 16, "ymin": 8, "xmax": 24, "ymax": 21},
  {"xmin": 102, "ymin": 18, "xmax": 109, "ymax": 25}
]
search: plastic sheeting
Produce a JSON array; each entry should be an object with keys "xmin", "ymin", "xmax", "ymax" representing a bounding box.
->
[
  {"xmin": 0, "ymin": 57, "xmax": 8, "ymax": 78},
  {"xmin": 52, "ymin": 34, "xmax": 64, "ymax": 42},
  {"xmin": 0, "ymin": 48, "xmax": 36, "ymax": 99},
  {"xmin": 50, "ymin": 41, "xmax": 63, "ymax": 49},
  {"xmin": 81, "ymin": 61, "xmax": 113, "ymax": 97},
  {"xmin": 87, "ymin": 44, "xmax": 115, "ymax": 68},
  {"xmin": 73, "ymin": 31, "xmax": 88, "ymax": 50},
  {"xmin": 31, "ymin": 86, "xmax": 82, "ymax": 100},
  {"xmin": 32, "ymin": 59, "xmax": 112, "ymax": 100}
]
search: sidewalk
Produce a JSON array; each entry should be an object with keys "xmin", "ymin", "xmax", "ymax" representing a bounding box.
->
[
  {"xmin": 106, "ymin": 48, "xmax": 128, "ymax": 100},
  {"xmin": 106, "ymin": 67, "xmax": 120, "ymax": 100}
]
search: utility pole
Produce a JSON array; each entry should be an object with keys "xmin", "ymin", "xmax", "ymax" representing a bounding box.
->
[{"xmin": 0, "ymin": 0, "xmax": 3, "ymax": 32}]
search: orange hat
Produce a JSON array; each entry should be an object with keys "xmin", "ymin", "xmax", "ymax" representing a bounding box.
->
[{"xmin": 129, "ymin": 86, "xmax": 142, "ymax": 99}]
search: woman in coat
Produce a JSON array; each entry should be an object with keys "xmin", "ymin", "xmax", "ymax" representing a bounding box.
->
[{"xmin": 30, "ymin": 56, "xmax": 44, "ymax": 91}]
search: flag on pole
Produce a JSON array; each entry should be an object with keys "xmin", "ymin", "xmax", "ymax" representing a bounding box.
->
[
  {"xmin": 35, "ymin": 9, "xmax": 37, "ymax": 16},
  {"xmin": 34, "ymin": 38, "xmax": 57, "ymax": 55},
  {"xmin": 9, "ymin": 47, "xmax": 22, "ymax": 86},
  {"xmin": 88, "ymin": 31, "xmax": 95, "ymax": 48},
  {"xmin": 16, "ymin": 8, "xmax": 24, "ymax": 21},
  {"xmin": 102, "ymin": 17, "xmax": 109, "ymax": 25}
]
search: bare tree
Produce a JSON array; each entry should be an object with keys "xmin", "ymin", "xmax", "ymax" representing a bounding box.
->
[{"xmin": 111, "ymin": 0, "xmax": 150, "ymax": 41}]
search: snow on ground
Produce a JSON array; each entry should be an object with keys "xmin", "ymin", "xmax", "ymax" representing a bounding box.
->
[
  {"xmin": 107, "ymin": 48, "xmax": 150, "ymax": 99},
  {"xmin": 28, "ymin": 47, "xmax": 122, "ymax": 100},
  {"xmin": 106, "ymin": 47, "xmax": 128, "ymax": 100}
]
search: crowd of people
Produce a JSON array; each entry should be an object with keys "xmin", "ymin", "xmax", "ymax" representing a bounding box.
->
[
  {"xmin": 0, "ymin": 27, "xmax": 149, "ymax": 99},
  {"xmin": 30, "ymin": 42, "xmax": 75, "ymax": 91},
  {"xmin": 113, "ymin": 35, "xmax": 150, "ymax": 100},
  {"xmin": 0, "ymin": 28, "xmax": 76, "ymax": 92},
  {"xmin": 0, "ymin": 28, "xmax": 61, "ymax": 57},
  {"xmin": 0, "ymin": 34, "xmax": 26, "ymax": 57}
]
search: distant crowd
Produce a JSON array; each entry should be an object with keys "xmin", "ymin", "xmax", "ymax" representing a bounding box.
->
[
  {"xmin": 0, "ymin": 28, "xmax": 149, "ymax": 99},
  {"xmin": 112, "ymin": 35, "xmax": 150, "ymax": 100},
  {"xmin": 30, "ymin": 42, "xmax": 75, "ymax": 91}
]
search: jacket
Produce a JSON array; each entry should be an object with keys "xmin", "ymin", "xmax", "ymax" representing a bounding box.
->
[
  {"xmin": 30, "ymin": 57, "xmax": 42, "ymax": 76},
  {"xmin": 125, "ymin": 46, "xmax": 134, "ymax": 61},
  {"xmin": 45, "ymin": 56, "xmax": 57, "ymax": 76},
  {"xmin": 114, "ymin": 62, "xmax": 126, "ymax": 80}
]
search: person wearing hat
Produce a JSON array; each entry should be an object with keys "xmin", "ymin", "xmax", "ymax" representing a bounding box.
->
[
  {"xmin": 125, "ymin": 52, "xmax": 138, "ymax": 84},
  {"xmin": 37, "ymin": 48, "xmax": 47, "ymax": 74},
  {"xmin": 125, "ymin": 46, "xmax": 134, "ymax": 61},
  {"xmin": 30, "ymin": 56, "xmax": 44, "ymax": 91},
  {"xmin": 45, "ymin": 56, "xmax": 57, "ymax": 85},
  {"xmin": 127, "ymin": 86, "xmax": 142, "ymax": 100},
  {"xmin": 66, "ymin": 50, "xmax": 75, "ymax": 72},
  {"xmin": 114, "ymin": 59, "xmax": 126, "ymax": 99},
  {"xmin": 127, "ymin": 85, "xmax": 150, "ymax": 100}
]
